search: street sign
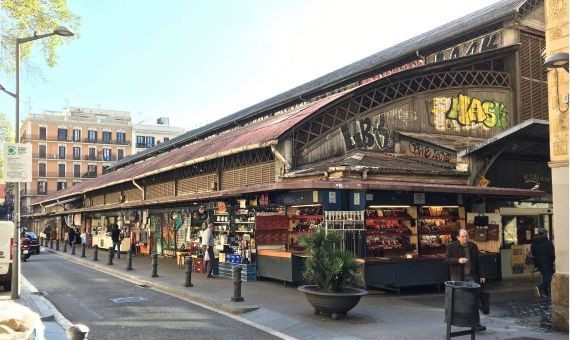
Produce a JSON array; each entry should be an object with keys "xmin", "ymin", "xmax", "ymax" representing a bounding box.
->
[{"xmin": 3, "ymin": 143, "xmax": 32, "ymax": 183}]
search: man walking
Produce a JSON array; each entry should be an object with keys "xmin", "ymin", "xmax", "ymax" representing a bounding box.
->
[
  {"xmin": 445, "ymin": 228, "xmax": 486, "ymax": 332},
  {"xmin": 531, "ymin": 228, "xmax": 555, "ymax": 298},
  {"xmin": 43, "ymin": 224, "xmax": 52, "ymax": 242},
  {"xmin": 67, "ymin": 226, "xmax": 76, "ymax": 246},
  {"xmin": 201, "ymin": 223, "xmax": 216, "ymax": 278}
]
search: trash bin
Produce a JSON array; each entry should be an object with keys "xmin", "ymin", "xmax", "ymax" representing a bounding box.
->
[{"xmin": 444, "ymin": 281, "xmax": 480, "ymax": 339}]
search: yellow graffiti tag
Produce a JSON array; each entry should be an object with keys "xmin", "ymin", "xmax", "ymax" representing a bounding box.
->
[{"xmin": 444, "ymin": 93, "xmax": 507, "ymax": 129}]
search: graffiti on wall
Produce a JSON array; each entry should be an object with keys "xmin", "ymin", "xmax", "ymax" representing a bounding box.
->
[
  {"xmin": 408, "ymin": 141, "xmax": 453, "ymax": 162},
  {"xmin": 431, "ymin": 93, "xmax": 509, "ymax": 131},
  {"xmin": 340, "ymin": 113, "xmax": 394, "ymax": 152}
]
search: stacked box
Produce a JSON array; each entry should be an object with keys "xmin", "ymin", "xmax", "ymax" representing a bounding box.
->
[{"xmin": 218, "ymin": 262, "xmax": 256, "ymax": 281}]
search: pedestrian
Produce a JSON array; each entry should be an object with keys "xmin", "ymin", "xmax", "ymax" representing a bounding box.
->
[
  {"xmin": 75, "ymin": 227, "xmax": 81, "ymax": 244},
  {"xmin": 67, "ymin": 226, "xmax": 76, "ymax": 246},
  {"xmin": 43, "ymin": 224, "xmax": 52, "ymax": 242},
  {"xmin": 445, "ymin": 228, "xmax": 486, "ymax": 332},
  {"xmin": 201, "ymin": 223, "xmax": 216, "ymax": 278},
  {"xmin": 111, "ymin": 224, "xmax": 121, "ymax": 254},
  {"xmin": 531, "ymin": 228, "xmax": 555, "ymax": 298}
]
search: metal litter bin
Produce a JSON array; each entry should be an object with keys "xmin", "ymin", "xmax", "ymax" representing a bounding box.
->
[{"xmin": 444, "ymin": 281, "xmax": 480, "ymax": 339}]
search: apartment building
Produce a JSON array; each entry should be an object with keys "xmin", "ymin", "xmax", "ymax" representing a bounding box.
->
[
  {"xmin": 132, "ymin": 117, "xmax": 185, "ymax": 154},
  {"xmin": 20, "ymin": 107, "xmax": 132, "ymax": 211}
]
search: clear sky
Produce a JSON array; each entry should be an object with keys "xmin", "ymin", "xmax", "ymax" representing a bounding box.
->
[{"xmin": 0, "ymin": 0, "xmax": 500, "ymax": 131}]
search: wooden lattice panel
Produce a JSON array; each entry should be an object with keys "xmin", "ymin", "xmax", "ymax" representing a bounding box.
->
[
  {"xmin": 221, "ymin": 161, "xmax": 275, "ymax": 190},
  {"xmin": 520, "ymin": 32, "xmax": 548, "ymax": 121},
  {"xmin": 146, "ymin": 181, "xmax": 175, "ymax": 200},
  {"xmin": 177, "ymin": 173, "xmax": 217, "ymax": 195},
  {"xmin": 124, "ymin": 188, "xmax": 143, "ymax": 202},
  {"xmin": 105, "ymin": 191, "xmax": 121, "ymax": 205},
  {"xmin": 293, "ymin": 70, "xmax": 511, "ymax": 151}
]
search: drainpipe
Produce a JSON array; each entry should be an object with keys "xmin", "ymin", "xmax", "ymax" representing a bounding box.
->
[
  {"xmin": 132, "ymin": 180, "xmax": 145, "ymax": 200},
  {"xmin": 362, "ymin": 169, "xmax": 369, "ymax": 180},
  {"xmin": 271, "ymin": 145, "xmax": 291, "ymax": 171},
  {"xmin": 39, "ymin": 202, "xmax": 45, "ymax": 213}
]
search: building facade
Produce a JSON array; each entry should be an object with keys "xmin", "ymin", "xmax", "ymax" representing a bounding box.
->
[
  {"xmin": 20, "ymin": 107, "xmax": 132, "ymax": 213},
  {"xmin": 132, "ymin": 117, "xmax": 185, "ymax": 154}
]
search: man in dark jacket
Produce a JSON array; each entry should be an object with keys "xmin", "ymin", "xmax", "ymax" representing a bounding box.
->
[
  {"xmin": 111, "ymin": 224, "xmax": 121, "ymax": 259},
  {"xmin": 67, "ymin": 227, "xmax": 76, "ymax": 246},
  {"xmin": 445, "ymin": 228, "xmax": 486, "ymax": 332},
  {"xmin": 531, "ymin": 228, "xmax": 555, "ymax": 298}
]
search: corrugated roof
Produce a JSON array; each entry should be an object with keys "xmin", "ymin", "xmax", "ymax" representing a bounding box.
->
[
  {"xmin": 398, "ymin": 131, "xmax": 487, "ymax": 152},
  {"xmin": 34, "ymin": 91, "xmax": 351, "ymax": 205},
  {"xmin": 111, "ymin": 0, "xmax": 530, "ymax": 170}
]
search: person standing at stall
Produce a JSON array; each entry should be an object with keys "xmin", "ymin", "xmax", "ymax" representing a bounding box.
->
[
  {"xmin": 531, "ymin": 228, "xmax": 555, "ymax": 298},
  {"xmin": 201, "ymin": 223, "xmax": 216, "ymax": 278},
  {"xmin": 67, "ymin": 227, "xmax": 76, "ymax": 246},
  {"xmin": 43, "ymin": 224, "xmax": 52, "ymax": 243},
  {"xmin": 111, "ymin": 224, "xmax": 121, "ymax": 257},
  {"xmin": 445, "ymin": 228, "xmax": 486, "ymax": 332}
]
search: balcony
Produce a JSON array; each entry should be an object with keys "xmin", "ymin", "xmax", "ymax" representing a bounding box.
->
[
  {"xmin": 81, "ymin": 155, "xmax": 117, "ymax": 162},
  {"xmin": 33, "ymin": 171, "xmax": 68, "ymax": 178},
  {"xmin": 21, "ymin": 134, "xmax": 130, "ymax": 145},
  {"xmin": 82, "ymin": 172, "xmax": 97, "ymax": 178},
  {"xmin": 136, "ymin": 143, "xmax": 155, "ymax": 149}
]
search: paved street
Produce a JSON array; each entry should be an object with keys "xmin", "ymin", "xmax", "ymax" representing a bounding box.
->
[{"xmin": 21, "ymin": 253, "xmax": 281, "ymax": 340}]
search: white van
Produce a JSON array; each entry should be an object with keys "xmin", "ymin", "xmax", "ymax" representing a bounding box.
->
[{"xmin": 0, "ymin": 221, "xmax": 14, "ymax": 291}]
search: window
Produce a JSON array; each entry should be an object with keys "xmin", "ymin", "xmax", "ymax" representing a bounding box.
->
[
  {"xmin": 73, "ymin": 129, "xmax": 81, "ymax": 142},
  {"xmin": 73, "ymin": 147, "xmax": 81, "ymax": 160},
  {"xmin": 136, "ymin": 135, "xmax": 145, "ymax": 148},
  {"xmin": 118, "ymin": 149, "xmax": 124, "ymax": 160},
  {"xmin": 88, "ymin": 130, "xmax": 97, "ymax": 142},
  {"xmin": 57, "ymin": 181, "xmax": 67, "ymax": 191},
  {"xmin": 164, "ymin": 137, "xmax": 170, "ymax": 143},
  {"xmin": 117, "ymin": 132, "xmax": 126, "ymax": 144},
  {"xmin": 74, "ymin": 164, "xmax": 81, "ymax": 178},
  {"xmin": 39, "ymin": 127, "xmax": 47, "ymax": 140},
  {"xmin": 89, "ymin": 148, "xmax": 96, "ymax": 160},
  {"xmin": 38, "ymin": 145, "xmax": 46, "ymax": 158},
  {"xmin": 58, "ymin": 146, "xmax": 66, "ymax": 159},
  {"xmin": 102, "ymin": 131, "xmax": 112, "ymax": 143},
  {"xmin": 102, "ymin": 148, "xmax": 112, "ymax": 161},
  {"xmin": 37, "ymin": 181, "xmax": 47, "ymax": 195},
  {"xmin": 103, "ymin": 165, "xmax": 110, "ymax": 174},
  {"xmin": 58, "ymin": 128, "xmax": 68, "ymax": 141},
  {"xmin": 88, "ymin": 165, "xmax": 97, "ymax": 177},
  {"xmin": 58, "ymin": 164, "xmax": 66, "ymax": 177},
  {"xmin": 38, "ymin": 163, "xmax": 46, "ymax": 177},
  {"xmin": 146, "ymin": 136, "xmax": 155, "ymax": 148}
]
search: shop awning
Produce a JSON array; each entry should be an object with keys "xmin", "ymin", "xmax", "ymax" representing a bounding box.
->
[{"xmin": 457, "ymin": 119, "xmax": 549, "ymax": 158}]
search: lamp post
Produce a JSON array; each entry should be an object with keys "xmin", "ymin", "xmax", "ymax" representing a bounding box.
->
[{"xmin": 8, "ymin": 26, "xmax": 74, "ymax": 299}]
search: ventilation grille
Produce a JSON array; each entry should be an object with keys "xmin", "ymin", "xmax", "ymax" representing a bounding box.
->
[
  {"xmin": 221, "ymin": 162, "xmax": 275, "ymax": 190},
  {"xmin": 146, "ymin": 181, "xmax": 175, "ymax": 200},
  {"xmin": 520, "ymin": 32, "xmax": 548, "ymax": 121},
  {"xmin": 177, "ymin": 173, "xmax": 217, "ymax": 195},
  {"xmin": 105, "ymin": 191, "xmax": 121, "ymax": 204},
  {"xmin": 92, "ymin": 195, "xmax": 105, "ymax": 206}
]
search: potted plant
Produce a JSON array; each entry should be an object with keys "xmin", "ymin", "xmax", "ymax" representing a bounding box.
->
[{"xmin": 297, "ymin": 227, "xmax": 367, "ymax": 319}]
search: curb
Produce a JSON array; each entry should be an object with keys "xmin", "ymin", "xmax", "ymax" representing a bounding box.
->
[
  {"xmin": 21, "ymin": 275, "xmax": 73, "ymax": 330},
  {"xmin": 44, "ymin": 248, "xmax": 259, "ymax": 314}
]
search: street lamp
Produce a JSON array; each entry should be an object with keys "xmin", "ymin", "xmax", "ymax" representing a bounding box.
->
[
  {"xmin": 8, "ymin": 26, "xmax": 74, "ymax": 300},
  {"xmin": 544, "ymin": 52, "xmax": 569, "ymax": 72}
]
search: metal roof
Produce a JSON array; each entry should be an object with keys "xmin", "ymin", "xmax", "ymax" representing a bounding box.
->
[
  {"xmin": 111, "ymin": 0, "xmax": 531, "ymax": 170},
  {"xmin": 34, "ymin": 92, "xmax": 351, "ymax": 205}
]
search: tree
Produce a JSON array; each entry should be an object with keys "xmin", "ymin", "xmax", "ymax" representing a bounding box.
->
[
  {"xmin": 0, "ymin": 112, "xmax": 14, "ymax": 184},
  {"xmin": 0, "ymin": 0, "xmax": 80, "ymax": 72}
]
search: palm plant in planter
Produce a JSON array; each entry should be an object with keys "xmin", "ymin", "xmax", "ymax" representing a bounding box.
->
[{"xmin": 297, "ymin": 227, "xmax": 367, "ymax": 319}]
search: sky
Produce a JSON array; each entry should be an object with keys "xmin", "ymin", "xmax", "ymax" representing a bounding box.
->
[{"xmin": 0, "ymin": 0, "xmax": 500, "ymax": 131}]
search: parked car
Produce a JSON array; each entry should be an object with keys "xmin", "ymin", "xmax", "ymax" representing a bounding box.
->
[
  {"xmin": 0, "ymin": 221, "xmax": 14, "ymax": 291},
  {"xmin": 23, "ymin": 231, "xmax": 40, "ymax": 255}
]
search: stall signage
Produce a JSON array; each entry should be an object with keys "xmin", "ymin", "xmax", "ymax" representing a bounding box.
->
[
  {"xmin": 270, "ymin": 191, "xmax": 314, "ymax": 206},
  {"xmin": 354, "ymin": 193, "xmax": 361, "ymax": 205}
]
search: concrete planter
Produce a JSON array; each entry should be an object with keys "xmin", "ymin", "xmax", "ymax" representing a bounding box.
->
[{"xmin": 298, "ymin": 285, "xmax": 367, "ymax": 319}]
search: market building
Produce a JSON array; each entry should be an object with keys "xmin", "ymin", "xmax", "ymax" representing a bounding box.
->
[{"xmin": 24, "ymin": 0, "xmax": 553, "ymax": 293}]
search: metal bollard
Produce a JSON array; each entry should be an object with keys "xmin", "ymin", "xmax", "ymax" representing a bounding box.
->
[
  {"xmin": 63, "ymin": 241, "xmax": 67, "ymax": 253},
  {"xmin": 66, "ymin": 323, "xmax": 89, "ymax": 340},
  {"xmin": 40, "ymin": 237, "xmax": 44, "ymax": 247},
  {"xmin": 56, "ymin": 239, "xmax": 60, "ymax": 251},
  {"xmin": 116, "ymin": 245, "xmax": 120, "ymax": 260},
  {"xmin": 231, "ymin": 265, "xmax": 244, "ymax": 302},
  {"xmin": 81, "ymin": 243, "xmax": 86, "ymax": 258},
  {"xmin": 93, "ymin": 245, "xmax": 99, "ymax": 261},
  {"xmin": 151, "ymin": 252, "xmax": 159, "ymax": 277},
  {"xmin": 71, "ymin": 242, "xmax": 76, "ymax": 255},
  {"xmin": 107, "ymin": 246, "xmax": 114, "ymax": 265},
  {"xmin": 126, "ymin": 248, "xmax": 133, "ymax": 271},
  {"xmin": 50, "ymin": 239, "xmax": 54, "ymax": 249},
  {"xmin": 184, "ymin": 257, "xmax": 193, "ymax": 287}
]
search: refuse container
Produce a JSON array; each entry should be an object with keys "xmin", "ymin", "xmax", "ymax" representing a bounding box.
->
[{"xmin": 444, "ymin": 281, "xmax": 480, "ymax": 339}]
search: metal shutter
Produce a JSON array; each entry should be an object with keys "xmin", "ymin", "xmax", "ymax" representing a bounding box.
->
[
  {"xmin": 92, "ymin": 194, "xmax": 105, "ymax": 206},
  {"xmin": 520, "ymin": 32, "xmax": 548, "ymax": 121},
  {"xmin": 146, "ymin": 181, "xmax": 175, "ymax": 199},
  {"xmin": 221, "ymin": 161, "xmax": 275, "ymax": 190},
  {"xmin": 177, "ymin": 173, "xmax": 217, "ymax": 195},
  {"xmin": 124, "ymin": 188, "xmax": 142, "ymax": 202},
  {"xmin": 105, "ymin": 191, "xmax": 121, "ymax": 204}
]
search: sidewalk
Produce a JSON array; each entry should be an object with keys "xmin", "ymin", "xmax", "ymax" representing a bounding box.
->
[
  {"xmin": 44, "ymin": 245, "xmax": 567, "ymax": 340},
  {"xmin": 0, "ymin": 276, "xmax": 69, "ymax": 340}
]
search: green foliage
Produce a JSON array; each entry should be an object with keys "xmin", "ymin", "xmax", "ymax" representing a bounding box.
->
[
  {"xmin": 0, "ymin": 112, "xmax": 14, "ymax": 183},
  {"xmin": 299, "ymin": 227, "xmax": 362, "ymax": 293},
  {"xmin": 0, "ymin": 0, "xmax": 80, "ymax": 72}
]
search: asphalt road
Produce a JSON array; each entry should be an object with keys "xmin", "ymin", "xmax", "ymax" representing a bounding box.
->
[{"xmin": 21, "ymin": 253, "xmax": 280, "ymax": 340}]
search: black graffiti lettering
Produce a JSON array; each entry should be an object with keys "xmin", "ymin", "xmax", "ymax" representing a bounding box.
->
[
  {"xmin": 409, "ymin": 141, "xmax": 452, "ymax": 162},
  {"xmin": 341, "ymin": 124, "xmax": 357, "ymax": 151},
  {"xmin": 481, "ymin": 34, "xmax": 498, "ymax": 52},
  {"xmin": 360, "ymin": 118, "xmax": 375, "ymax": 148}
]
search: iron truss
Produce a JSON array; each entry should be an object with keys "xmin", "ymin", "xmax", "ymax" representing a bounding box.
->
[
  {"xmin": 518, "ymin": 0, "xmax": 543, "ymax": 17},
  {"xmin": 293, "ymin": 70, "xmax": 511, "ymax": 151}
]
